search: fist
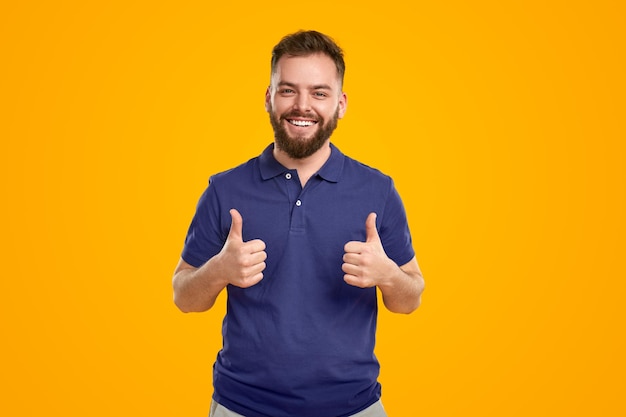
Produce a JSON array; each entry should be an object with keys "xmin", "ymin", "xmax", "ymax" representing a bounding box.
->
[
  {"xmin": 219, "ymin": 209, "xmax": 267, "ymax": 288},
  {"xmin": 342, "ymin": 213, "xmax": 396, "ymax": 288}
]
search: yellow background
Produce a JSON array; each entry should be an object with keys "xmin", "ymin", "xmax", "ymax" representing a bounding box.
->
[{"xmin": 2, "ymin": 1, "xmax": 624, "ymax": 416}]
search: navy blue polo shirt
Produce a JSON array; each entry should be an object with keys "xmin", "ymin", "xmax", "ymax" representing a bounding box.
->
[{"xmin": 182, "ymin": 143, "xmax": 415, "ymax": 417}]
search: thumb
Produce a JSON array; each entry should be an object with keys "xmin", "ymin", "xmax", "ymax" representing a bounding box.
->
[
  {"xmin": 365, "ymin": 212, "xmax": 380, "ymax": 242},
  {"xmin": 228, "ymin": 208, "xmax": 243, "ymax": 241}
]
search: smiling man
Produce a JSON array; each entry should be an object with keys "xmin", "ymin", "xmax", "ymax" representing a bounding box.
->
[
  {"xmin": 267, "ymin": 51, "xmax": 345, "ymax": 165},
  {"xmin": 173, "ymin": 31, "xmax": 425, "ymax": 417}
]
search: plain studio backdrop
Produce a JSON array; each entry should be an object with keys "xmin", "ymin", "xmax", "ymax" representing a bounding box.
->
[{"xmin": 1, "ymin": 1, "xmax": 624, "ymax": 416}]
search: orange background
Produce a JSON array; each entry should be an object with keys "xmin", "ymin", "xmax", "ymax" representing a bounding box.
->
[{"xmin": 2, "ymin": 1, "xmax": 625, "ymax": 416}]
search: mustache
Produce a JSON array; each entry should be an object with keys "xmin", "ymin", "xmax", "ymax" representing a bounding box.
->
[{"xmin": 280, "ymin": 111, "xmax": 321, "ymax": 122}]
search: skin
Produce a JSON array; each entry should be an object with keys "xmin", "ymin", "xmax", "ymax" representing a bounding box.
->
[
  {"xmin": 265, "ymin": 52, "xmax": 347, "ymax": 186},
  {"xmin": 173, "ymin": 52, "xmax": 424, "ymax": 314}
]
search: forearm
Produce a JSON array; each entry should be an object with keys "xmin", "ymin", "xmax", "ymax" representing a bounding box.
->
[
  {"xmin": 378, "ymin": 258, "xmax": 425, "ymax": 314},
  {"xmin": 172, "ymin": 257, "xmax": 229, "ymax": 313}
]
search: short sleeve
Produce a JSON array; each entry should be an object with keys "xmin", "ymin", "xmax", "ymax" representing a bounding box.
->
[
  {"xmin": 181, "ymin": 177, "xmax": 227, "ymax": 268},
  {"xmin": 379, "ymin": 180, "xmax": 415, "ymax": 267}
]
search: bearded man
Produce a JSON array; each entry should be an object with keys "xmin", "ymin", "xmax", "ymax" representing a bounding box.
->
[{"xmin": 173, "ymin": 30, "xmax": 425, "ymax": 417}]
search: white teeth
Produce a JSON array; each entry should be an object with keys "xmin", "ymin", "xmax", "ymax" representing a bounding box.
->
[{"xmin": 289, "ymin": 120, "xmax": 315, "ymax": 127}]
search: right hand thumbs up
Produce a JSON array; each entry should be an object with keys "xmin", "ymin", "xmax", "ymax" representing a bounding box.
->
[
  {"xmin": 220, "ymin": 209, "xmax": 267, "ymax": 288},
  {"xmin": 228, "ymin": 208, "xmax": 244, "ymax": 241}
]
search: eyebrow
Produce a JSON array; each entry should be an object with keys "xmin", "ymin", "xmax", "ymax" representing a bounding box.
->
[{"xmin": 278, "ymin": 81, "xmax": 333, "ymax": 91}]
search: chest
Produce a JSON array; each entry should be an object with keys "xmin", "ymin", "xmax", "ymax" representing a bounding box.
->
[{"xmin": 224, "ymin": 174, "xmax": 385, "ymax": 250}]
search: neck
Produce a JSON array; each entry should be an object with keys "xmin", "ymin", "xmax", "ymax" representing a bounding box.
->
[{"xmin": 273, "ymin": 140, "xmax": 332, "ymax": 187}]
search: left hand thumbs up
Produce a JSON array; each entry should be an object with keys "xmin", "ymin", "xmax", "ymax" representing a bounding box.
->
[
  {"xmin": 342, "ymin": 213, "xmax": 396, "ymax": 288},
  {"xmin": 365, "ymin": 212, "xmax": 380, "ymax": 243}
]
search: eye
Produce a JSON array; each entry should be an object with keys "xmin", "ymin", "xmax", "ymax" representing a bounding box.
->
[
  {"xmin": 279, "ymin": 88, "xmax": 295, "ymax": 95},
  {"xmin": 313, "ymin": 91, "xmax": 328, "ymax": 98}
]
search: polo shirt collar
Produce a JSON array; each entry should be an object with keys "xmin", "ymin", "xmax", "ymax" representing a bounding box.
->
[
  {"xmin": 259, "ymin": 143, "xmax": 345, "ymax": 183},
  {"xmin": 259, "ymin": 144, "xmax": 286, "ymax": 180}
]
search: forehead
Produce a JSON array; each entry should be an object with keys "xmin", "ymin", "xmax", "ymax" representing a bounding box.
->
[{"xmin": 272, "ymin": 53, "xmax": 341, "ymax": 88}]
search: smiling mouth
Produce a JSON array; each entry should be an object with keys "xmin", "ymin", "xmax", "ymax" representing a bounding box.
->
[{"xmin": 287, "ymin": 119, "xmax": 317, "ymax": 127}]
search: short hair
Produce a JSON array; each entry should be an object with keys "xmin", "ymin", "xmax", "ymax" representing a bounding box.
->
[{"xmin": 270, "ymin": 30, "xmax": 345, "ymax": 86}]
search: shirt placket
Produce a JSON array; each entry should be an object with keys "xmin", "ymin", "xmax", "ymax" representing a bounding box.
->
[{"xmin": 283, "ymin": 171, "xmax": 306, "ymax": 233}]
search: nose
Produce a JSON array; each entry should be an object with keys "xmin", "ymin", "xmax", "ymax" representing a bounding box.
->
[{"xmin": 293, "ymin": 93, "xmax": 312, "ymax": 112}]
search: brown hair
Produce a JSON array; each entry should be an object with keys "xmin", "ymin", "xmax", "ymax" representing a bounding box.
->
[{"xmin": 271, "ymin": 30, "xmax": 345, "ymax": 86}]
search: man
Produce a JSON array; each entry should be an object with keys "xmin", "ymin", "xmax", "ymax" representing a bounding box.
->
[{"xmin": 173, "ymin": 30, "xmax": 424, "ymax": 417}]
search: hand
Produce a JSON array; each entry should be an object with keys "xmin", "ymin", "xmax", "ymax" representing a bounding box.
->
[
  {"xmin": 217, "ymin": 209, "xmax": 267, "ymax": 288},
  {"xmin": 342, "ymin": 213, "xmax": 397, "ymax": 288}
]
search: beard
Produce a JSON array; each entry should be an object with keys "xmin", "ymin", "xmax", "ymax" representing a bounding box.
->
[{"xmin": 268, "ymin": 105, "xmax": 340, "ymax": 159}]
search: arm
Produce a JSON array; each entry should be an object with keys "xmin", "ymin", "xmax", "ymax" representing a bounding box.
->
[
  {"xmin": 342, "ymin": 213, "xmax": 425, "ymax": 314},
  {"xmin": 173, "ymin": 257, "xmax": 229, "ymax": 313},
  {"xmin": 173, "ymin": 209, "xmax": 267, "ymax": 313},
  {"xmin": 377, "ymin": 256, "xmax": 424, "ymax": 314}
]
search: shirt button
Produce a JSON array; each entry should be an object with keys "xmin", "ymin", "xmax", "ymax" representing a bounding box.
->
[
  {"xmin": 295, "ymin": 200, "xmax": 302, "ymax": 207},
  {"xmin": 285, "ymin": 173, "xmax": 292, "ymax": 180}
]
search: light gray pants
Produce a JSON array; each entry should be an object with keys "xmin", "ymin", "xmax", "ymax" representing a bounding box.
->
[{"xmin": 209, "ymin": 399, "xmax": 387, "ymax": 417}]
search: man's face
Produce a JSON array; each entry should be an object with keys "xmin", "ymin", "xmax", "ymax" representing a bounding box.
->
[{"xmin": 266, "ymin": 53, "xmax": 347, "ymax": 159}]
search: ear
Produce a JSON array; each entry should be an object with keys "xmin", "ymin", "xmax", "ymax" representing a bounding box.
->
[
  {"xmin": 265, "ymin": 86, "xmax": 271, "ymax": 112},
  {"xmin": 338, "ymin": 91, "xmax": 348, "ymax": 119}
]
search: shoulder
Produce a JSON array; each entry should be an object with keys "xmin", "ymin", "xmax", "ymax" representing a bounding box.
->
[
  {"xmin": 341, "ymin": 153, "xmax": 394, "ymax": 190},
  {"xmin": 343, "ymin": 154, "xmax": 388, "ymax": 176},
  {"xmin": 209, "ymin": 144, "xmax": 276, "ymax": 186},
  {"xmin": 333, "ymin": 143, "xmax": 391, "ymax": 179},
  {"xmin": 208, "ymin": 156, "xmax": 260, "ymax": 186}
]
